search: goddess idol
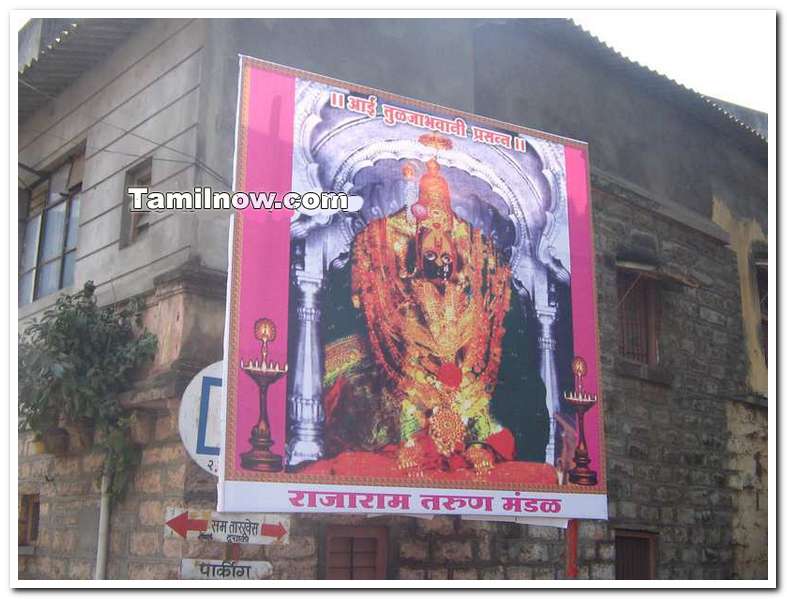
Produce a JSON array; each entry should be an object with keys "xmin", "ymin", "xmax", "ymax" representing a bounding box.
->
[{"xmin": 311, "ymin": 133, "xmax": 551, "ymax": 479}]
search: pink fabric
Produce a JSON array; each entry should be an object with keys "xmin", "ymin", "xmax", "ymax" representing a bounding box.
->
[
  {"xmin": 233, "ymin": 68, "xmax": 296, "ymax": 467},
  {"xmin": 565, "ymin": 145, "xmax": 603, "ymax": 483}
]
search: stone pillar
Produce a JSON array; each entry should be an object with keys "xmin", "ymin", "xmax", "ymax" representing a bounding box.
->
[
  {"xmin": 537, "ymin": 307, "xmax": 559, "ymax": 465},
  {"xmin": 286, "ymin": 270, "xmax": 325, "ymax": 467}
]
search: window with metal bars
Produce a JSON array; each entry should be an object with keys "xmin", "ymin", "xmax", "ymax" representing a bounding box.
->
[
  {"xmin": 19, "ymin": 494, "xmax": 40, "ymax": 547},
  {"xmin": 325, "ymin": 526, "xmax": 388, "ymax": 580},
  {"xmin": 755, "ymin": 261, "xmax": 767, "ymax": 363},
  {"xmin": 615, "ymin": 529, "xmax": 657, "ymax": 579},
  {"xmin": 19, "ymin": 152, "xmax": 84, "ymax": 306},
  {"xmin": 617, "ymin": 270, "xmax": 660, "ymax": 366}
]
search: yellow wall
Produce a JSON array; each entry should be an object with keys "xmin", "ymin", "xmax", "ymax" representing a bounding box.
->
[{"xmin": 712, "ymin": 198, "xmax": 767, "ymax": 396}]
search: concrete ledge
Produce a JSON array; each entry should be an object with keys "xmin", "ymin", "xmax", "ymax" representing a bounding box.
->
[
  {"xmin": 730, "ymin": 393, "xmax": 768, "ymax": 409},
  {"xmin": 591, "ymin": 168, "xmax": 731, "ymax": 246}
]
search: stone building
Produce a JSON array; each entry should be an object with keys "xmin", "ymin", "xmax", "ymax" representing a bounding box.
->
[{"xmin": 17, "ymin": 18, "xmax": 768, "ymax": 580}]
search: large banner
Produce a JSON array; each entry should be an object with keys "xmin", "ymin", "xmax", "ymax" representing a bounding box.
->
[{"xmin": 219, "ymin": 56, "xmax": 606, "ymax": 520}]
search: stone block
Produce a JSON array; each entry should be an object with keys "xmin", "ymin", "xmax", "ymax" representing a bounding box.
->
[
  {"xmin": 598, "ymin": 542, "xmax": 615, "ymax": 561},
  {"xmin": 451, "ymin": 568, "xmax": 478, "ymax": 580},
  {"xmin": 127, "ymin": 560, "xmax": 178, "ymax": 579},
  {"xmin": 271, "ymin": 558, "xmax": 319, "ymax": 580},
  {"xmin": 590, "ymin": 562, "xmax": 614, "ymax": 579},
  {"xmin": 434, "ymin": 540, "xmax": 473, "ymax": 563},
  {"xmin": 267, "ymin": 536, "xmax": 316, "ymax": 559},
  {"xmin": 134, "ymin": 468, "xmax": 163, "ymax": 494},
  {"xmin": 477, "ymin": 534, "xmax": 492, "ymax": 561},
  {"xmin": 130, "ymin": 531, "xmax": 161, "ymax": 556},
  {"xmin": 499, "ymin": 539, "xmax": 550, "ymax": 564},
  {"xmin": 397, "ymin": 567, "xmax": 425, "ymax": 580},
  {"xmin": 505, "ymin": 566, "xmax": 533, "ymax": 580},
  {"xmin": 480, "ymin": 566, "xmax": 505, "ymax": 579},
  {"xmin": 138, "ymin": 499, "xmax": 165, "ymax": 526},
  {"xmin": 532, "ymin": 567, "xmax": 556, "ymax": 580},
  {"xmin": 416, "ymin": 516, "xmax": 455, "ymax": 536},
  {"xmin": 579, "ymin": 521, "xmax": 607, "ymax": 541},
  {"xmin": 162, "ymin": 463, "xmax": 187, "ymax": 492},
  {"xmin": 399, "ymin": 539, "xmax": 428, "ymax": 561},
  {"xmin": 161, "ymin": 537, "xmax": 183, "ymax": 558},
  {"xmin": 426, "ymin": 568, "xmax": 448, "ymax": 580},
  {"xmin": 528, "ymin": 525, "xmax": 560, "ymax": 540}
]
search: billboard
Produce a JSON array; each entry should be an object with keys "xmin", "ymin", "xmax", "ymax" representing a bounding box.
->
[{"xmin": 219, "ymin": 56, "xmax": 606, "ymax": 520}]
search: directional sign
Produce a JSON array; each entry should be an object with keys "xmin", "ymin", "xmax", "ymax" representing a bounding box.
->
[
  {"xmin": 179, "ymin": 361, "xmax": 223, "ymax": 476},
  {"xmin": 164, "ymin": 507, "xmax": 290, "ymax": 545},
  {"xmin": 181, "ymin": 559, "xmax": 273, "ymax": 580}
]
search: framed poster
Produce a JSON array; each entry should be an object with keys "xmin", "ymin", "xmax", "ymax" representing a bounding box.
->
[{"xmin": 219, "ymin": 55, "xmax": 606, "ymax": 520}]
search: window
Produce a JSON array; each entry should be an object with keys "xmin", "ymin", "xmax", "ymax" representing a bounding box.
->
[
  {"xmin": 615, "ymin": 529, "xmax": 657, "ymax": 579},
  {"xmin": 617, "ymin": 270, "xmax": 660, "ymax": 366},
  {"xmin": 325, "ymin": 526, "xmax": 388, "ymax": 580},
  {"xmin": 120, "ymin": 158, "xmax": 153, "ymax": 248},
  {"xmin": 755, "ymin": 260, "xmax": 767, "ymax": 363},
  {"xmin": 19, "ymin": 494, "xmax": 40, "ymax": 547},
  {"xmin": 19, "ymin": 152, "xmax": 84, "ymax": 306}
]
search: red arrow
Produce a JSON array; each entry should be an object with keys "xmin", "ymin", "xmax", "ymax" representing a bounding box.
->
[
  {"xmin": 260, "ymin": 522, "xmax": 287, "ymax": 540},
  {"xmin": 166, "ymin": 511, "xmax": 209, "ymax": 538}
]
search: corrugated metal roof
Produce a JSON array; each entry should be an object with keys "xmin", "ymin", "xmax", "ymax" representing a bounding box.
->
[
  {"xmin": 18, "ymin": 19, "xmax": 145, "ymax": 123},
  {"xmin": 560, "ymin": 19, "xmax": 768, "ymax": 150}
]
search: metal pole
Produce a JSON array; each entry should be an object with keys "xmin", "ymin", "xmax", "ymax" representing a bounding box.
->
[
  {"xmin": 94, "ymin": 467, "xmax": 112, "ymax": 579},
  {"xmin": 566, "ymin": 519, "xmax": 579, "ymax": 578}
]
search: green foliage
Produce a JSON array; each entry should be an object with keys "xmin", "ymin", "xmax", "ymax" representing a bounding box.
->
[{"xmin": 19, "ymin": 281, "xmax": 157, "ymax": 499}]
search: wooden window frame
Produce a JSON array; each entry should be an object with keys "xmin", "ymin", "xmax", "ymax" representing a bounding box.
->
[
  {"xmin": 120, "ymin": 158, "xmax": 153, "ymax": 248},
  {"xmin": 617, "ymin": 270, "xmax": 660, "ymax": 367},
  {"xmin": 19, "ymin": 153, "xmax": 83, "ymax": 306},
  {"xmin": 18, "ymin": 494, "xmax": 40, "ymax": 547},
  {"xmin": 614, "ymin": 529, "xmax": 657, "ymax": 580},
  {"xmin": 324, "ymin": 525, "xmax": 388, "ymax": 580}
]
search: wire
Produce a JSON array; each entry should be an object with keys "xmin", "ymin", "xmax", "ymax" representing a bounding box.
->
[
  {"xmin": 19, "ymin": 77, "xmax": 231, "ymax": 187},
  {"xmin": 614, "ymin": 271, "xmax": 643, "ymax": 311}
]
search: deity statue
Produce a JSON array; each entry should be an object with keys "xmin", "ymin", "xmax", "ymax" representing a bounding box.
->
[{"xmin": 348, "ymin": 136, "xmax": 517, "ymax": 476}]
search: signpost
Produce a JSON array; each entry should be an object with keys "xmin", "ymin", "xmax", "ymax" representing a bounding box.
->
[
  {"xmin": 164, "ymin": 507, "xmax": 290, "ymax": 545},
  {"xmin": 180, "ymin": 558, "xmax": 273, "ymax": 580},
  {"xmin": 179, "ymin": 361, "xmax": 223, "ymax": 476}
]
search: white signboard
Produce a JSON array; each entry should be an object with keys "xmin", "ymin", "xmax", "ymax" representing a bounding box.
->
[
  {"xmin": 180, "ymin": 559, "xmax": 273, "ymax": 580},
  {"xmin": 164, "ymin": 507, "xmax": 290, "ymax": 545},
  {"xmin": 179, "ymin": 361, "xmax": 223, "ymax": 476}
]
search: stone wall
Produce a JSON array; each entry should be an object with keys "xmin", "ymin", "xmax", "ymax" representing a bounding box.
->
[
  {"xmin": 592, "ymin": 180, "xmax": 765, "ymax": 579},
  {"xmin": 726, "ymin": 400, "xmax": 768, "ymax": 579}
]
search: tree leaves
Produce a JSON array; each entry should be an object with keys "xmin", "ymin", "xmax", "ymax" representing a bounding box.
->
[{"xmin": 18, "ymin": 281, "xmax": 158, "ymax": 500}]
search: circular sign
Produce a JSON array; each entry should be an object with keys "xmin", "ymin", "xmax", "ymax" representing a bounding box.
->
[{"xmin": 179, "ymin": 361, "xmax": 223, "ymax": 477}]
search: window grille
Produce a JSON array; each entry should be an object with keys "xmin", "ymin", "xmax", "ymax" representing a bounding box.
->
[{"xmin": 325, "ymin": 526, "xmax": 388, "ymax": 580}]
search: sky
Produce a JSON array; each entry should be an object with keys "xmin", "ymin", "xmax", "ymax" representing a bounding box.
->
[{"xmin": 573, "ymin": 11, "xmax": 774, "ymax": 114}]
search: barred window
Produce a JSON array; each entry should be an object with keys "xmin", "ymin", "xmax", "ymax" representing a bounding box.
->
[
  {"xmin": 617, "ymin": 270, "xmax": 660, "ymax": 366},
  {"xmin": 325, "ymin": 526, "xmax": 388, "ymax": 580},
  {"xmin": 19, "ymin": 152, "xmax": 83, "ymax": 306},
  {"xmin": 755, "ymin": 260, "xmax": 767, "ymax": 363}
]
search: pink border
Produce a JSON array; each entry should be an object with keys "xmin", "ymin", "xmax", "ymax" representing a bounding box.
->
[
  {"xmin": 565, "ymin": 145, "xmax": 602, "ymax": 482},
  {"xmin": 232, "ymin": 68, "xmax": 296, "ymax": 468}
]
